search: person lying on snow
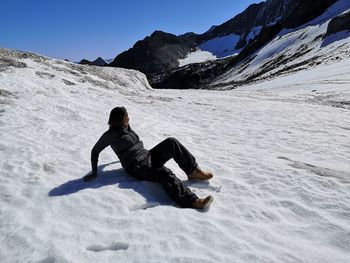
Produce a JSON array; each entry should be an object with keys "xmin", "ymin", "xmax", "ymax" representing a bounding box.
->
[{"xmin": 84, "ymin": 107, "xmax": 214, "ymax": 210}]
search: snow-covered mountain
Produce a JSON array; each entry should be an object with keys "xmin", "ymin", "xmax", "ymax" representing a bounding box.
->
[
  {"xmin": 153, "ymin": 0, "xmax": 350, "ymax": 89},
  {"xmin": 1, "ymin": 43, "xmax": 350, "ymax": 262},
  {"xmin": 210, "ymin": 0, "xmax": 350, "ymax": 89},
  {"xmin": 109, "ymin": 0, "xmax": 341, "ymax": 86},
  {"xmin": 195, "ymin": 0, "xmax": 337, "ymax": 55}
]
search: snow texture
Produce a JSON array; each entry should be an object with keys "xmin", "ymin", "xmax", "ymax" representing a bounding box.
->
[{"xmin": 1, "ymin": 43, "xmax": 350, "ymax": 262}]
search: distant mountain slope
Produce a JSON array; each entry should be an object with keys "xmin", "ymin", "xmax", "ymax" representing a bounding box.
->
[
  {"xmin": 109, "ymin": 0, "xmax": 339, "ymax": 89},
  {"xmin": 152, "ymin": 0, "xmax": 350, "ymax": 89},
  {"xmin": 211, "ymin": 0, "xmax": 350, "ymax": 89},
  {"xmin": 78, "ymin": 57, "xmax": 108, "ymax": 66},
  {"xmin": 196, "ymin": 0, "xmax": 337, "ymax": 46},
  {"xmin": 91, "ymin": 57, "xmax": 108, "ymax": 66}
]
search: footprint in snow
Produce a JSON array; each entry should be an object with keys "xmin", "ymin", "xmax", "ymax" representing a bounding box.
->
[{"xmin": 86, "ymin": 242, "xmax": 129, "ymax": 252}]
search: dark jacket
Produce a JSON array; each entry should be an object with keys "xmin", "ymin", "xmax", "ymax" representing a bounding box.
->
[{"xmin": 91, "ymin": 125, "xmax": 148, "ymax": 173}]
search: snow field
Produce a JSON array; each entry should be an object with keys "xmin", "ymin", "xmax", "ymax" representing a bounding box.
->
[{"xmin": 1, "ymin": 51, "xmax": 350, "ymax": 262}]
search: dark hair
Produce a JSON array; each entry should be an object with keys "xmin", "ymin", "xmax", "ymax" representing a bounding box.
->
[{"xmin": 108, "ymin": 107, "xmax": 127, "ymax": 126}]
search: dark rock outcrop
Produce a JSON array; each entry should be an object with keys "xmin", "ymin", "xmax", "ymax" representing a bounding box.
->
[
  {"xmin": 110, "ymin": 30, "xmax": 196, "ymax": 76},
  {"xmin": 326, "ymin": 10, "xmax": 350, "ymax": 36},
  {"xmin": 151, "ymin": 57, "xmax": 232, "ymax": 89},
  {"xmin": 283, "ymin": 0, "xmax": 337, "ymax": 28}
]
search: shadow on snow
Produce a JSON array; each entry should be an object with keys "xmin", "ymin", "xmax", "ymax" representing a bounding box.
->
[
  {"xmin": 321, "ymin": 30, "xmax": 350, "ymax": 47},
  {"xmin": 48, "ymin": 161, "xmax": 173, "ymax": 207}
]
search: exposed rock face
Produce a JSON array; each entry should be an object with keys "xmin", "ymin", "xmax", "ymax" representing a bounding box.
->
[
  {"xmin": 151, "ymin": 57, "xmax": 232, "ymax": 89},
  {"xmin": 326, "ymin": 10, "xmax": 350, "ymax": 36},
  {"xmin": 282, "ymin": 0, "xmax": 337, "ymax": 28},
  {"xmin": 110, "ymin": 31, "xmax": 196, "ymax": 76}
]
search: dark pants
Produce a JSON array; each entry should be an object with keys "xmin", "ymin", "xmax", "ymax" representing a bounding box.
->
[{"xmin": 126, "ymin": 137, "xmax": 198, "ymax": 208}]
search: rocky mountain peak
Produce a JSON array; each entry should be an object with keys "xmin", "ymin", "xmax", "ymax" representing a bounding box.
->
[
  {"xmin": 91, "ymin": 57, "xmax": 107, "ymax": 66},
  {"xmin": 110, "ymin": 30, "xmax": 196, "ymax": 74}
]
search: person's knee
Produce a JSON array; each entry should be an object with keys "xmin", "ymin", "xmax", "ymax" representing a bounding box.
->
[{"xmin": 166, "ymin": 137, "xmax": 178, "ymax": 145}]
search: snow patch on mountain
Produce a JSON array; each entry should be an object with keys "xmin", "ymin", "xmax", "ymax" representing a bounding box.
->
[
  {"xmin": 199, "ymin": 33, "xmax": 241, "ymax": 58},
  {"xmin": 178, "ymin": 49, "xmax": 217, "ymax": 67},
  {"xmin": 246, "ymin": 26, "xmax": 263, "ymax": 43}
]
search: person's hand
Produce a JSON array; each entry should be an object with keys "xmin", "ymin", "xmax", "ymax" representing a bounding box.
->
[{"xmin": 83, "ymin": 172, "xmax": 98, "ymax": 182}]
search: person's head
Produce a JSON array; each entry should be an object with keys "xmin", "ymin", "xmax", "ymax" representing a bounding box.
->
[{"xmin": 108, "ymin": 107, "xmax": 129, "ymax": 128}]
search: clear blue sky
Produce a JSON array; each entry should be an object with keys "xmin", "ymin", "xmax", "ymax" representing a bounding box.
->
[{"xmin": 0, "ymin": 0, "xmax": 262, "ymax": 62}]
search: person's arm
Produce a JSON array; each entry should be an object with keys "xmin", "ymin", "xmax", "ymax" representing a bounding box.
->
[{"xmin": 84, "ymin": 131, "xmax": 112, "ymax": 182}]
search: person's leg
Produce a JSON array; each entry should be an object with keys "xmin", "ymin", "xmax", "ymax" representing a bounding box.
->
[
  {"xmin": 150, "ymin": 166, "xmax": 198, "ymax": 208},
  {"xmin": 126, "ymin": 161, "xmax": 213, "ymax": 209},
  {"xmin": 149, "ymin": 137, "xmax": 197, "ymax": 175}
]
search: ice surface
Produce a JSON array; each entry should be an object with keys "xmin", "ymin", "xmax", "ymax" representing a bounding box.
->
[{"xmin": 1, "ymin": 33, "xmax": 350, "ymax": 263}]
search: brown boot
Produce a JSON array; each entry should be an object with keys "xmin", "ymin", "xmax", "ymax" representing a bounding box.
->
[
  {"xmin": 192, "ymin": 195, "xmax": 214, "ymax": 210},
  {"xmin": 188, "ymin": 167, "xmax": 213, "ymax": 180}
]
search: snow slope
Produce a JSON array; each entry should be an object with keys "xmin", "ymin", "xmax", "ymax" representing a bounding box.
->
[
  {"xmin": 1, "ymin": 48, "xmax": 350, "ymax": 262},
  {"xmin": 199, "ymin": 33, "xmax": 241, "ymax": 58},
  {"xmin": 212, "ymin": 0, "xmax": 350, "ymax": 88},
  {"xmin": 187, "ymin": 25, "xmax": 263, "ymax": 64}
]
